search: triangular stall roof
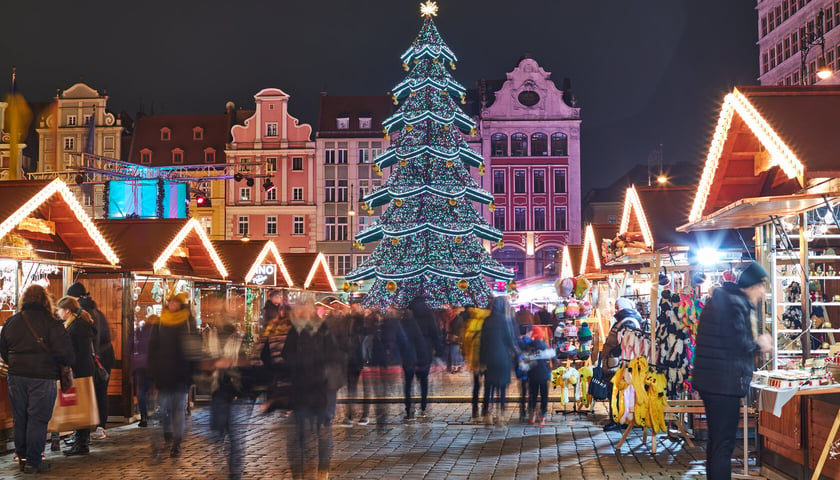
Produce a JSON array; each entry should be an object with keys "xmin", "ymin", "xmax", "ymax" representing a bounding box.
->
[
  {"xmin": 212, "ymin": 240, "xmax": 294, "ymax": 287},
  {"xmin": 94, "ymin": 218, "xmax": 227, "ymax": 280},
  {"xmin": 684, "ymin": 86, "xmax": 840, "ymax": 231},
  {"xmin": 560, "ymin": 245, "xmax": 583, "ymax": 279},
  {"xmin": 0, "ymin": 179, "xmax": 119, "ymax": 265},
  {"xmin": 283, "ymin": 252, "xmax": 338, "ymax": 292},
  {"xmin": 621, "ymin": 186, "xmax": 695, "ymax": 250}
]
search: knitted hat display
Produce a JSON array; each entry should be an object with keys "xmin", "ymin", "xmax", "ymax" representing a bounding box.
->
[
  {"xmin": 574, "ymin": 277, "xmax": 591, "ymax": 299},
  {"xmin": 737, "ymin": 262, "xmax": 769, "ymax": 288},
  {"xmin": 557, "ymin": 277, "xmax": 575, "ymax": 298},
  {"xmin": 578, "ymin": 322, "xmax": 593, "ymax": 342},
  {"xmin": 565, "ymin": 300, "xmax": 580, "ymax": 318}
]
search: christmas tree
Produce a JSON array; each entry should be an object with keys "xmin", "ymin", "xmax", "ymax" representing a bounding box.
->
[{"xmin": 345, "ymin": 1, "xmax": 513, "ymax": 309}]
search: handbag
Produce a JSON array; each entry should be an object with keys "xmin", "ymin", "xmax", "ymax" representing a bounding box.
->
[
  {"xmin": 22, "ymin": 312, "xmax": 74, "ymax": 393},
  {"xmin": 47, "ymin": 376, "xmax": 99, "ymax": 432},
  {"xmin": 90, "ymin": 340, "xmax": 110, "ymax": 384},
  {"xmin": 588, "ymin": 365, "xmax": 610, "ymax": 401}
]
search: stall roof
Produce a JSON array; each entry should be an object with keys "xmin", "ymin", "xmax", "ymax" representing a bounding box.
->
[
  {"xmin": 561, "ymin": 245, "xmax": 582, "ymax": 279},
  {"xmin": 0, "ymin": 179, "xmax": 119, "ymax": 265},
  {"xmin": 94, "ymin": 218, "xmax": 227, "ymax": 279},
  {"xmin": 282, "ymin": 252, "xmax": 338, "ymax": 292},
  {"xmin": 688, "ymin": 86, "xmax": 840, "ymax": 226},
  {"xmin": 212, "ymin": 240, "xmax": 294, "ymax": 287},
  {"xmin": 580, "ymin": 224, "xmax": 604, "ymax": 275},
  {"xmin": 678, "ymin": 192, "xmax": 833, "ymax": 231},
  {"xmin": 619, "ymin": 185, "xmax": 695, "ymax": 250}
]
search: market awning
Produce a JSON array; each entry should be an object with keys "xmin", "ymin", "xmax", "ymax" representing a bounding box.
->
[{"xmin": 677, "ymin": 192, "xmax": 838, "ymax": 232}]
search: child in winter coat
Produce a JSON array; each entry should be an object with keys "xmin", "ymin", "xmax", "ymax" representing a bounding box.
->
[{"xmin": 527, "ymin": 327, "xmax": 555, "ymax": 426}]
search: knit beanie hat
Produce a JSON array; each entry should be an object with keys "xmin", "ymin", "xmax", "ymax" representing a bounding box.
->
[
  {"xmin": 578, "ymin": 322, "xmax": 593, "ymax": 342},
  {"xmin": 737, "ymin": 262, "xmax": 768, "ymax": 288},
  {"xmin": 67, "ymin": 282, "xmax": 88, "ymax": 298},
  {"xmin": 616, "ymin": 297, "xmax": 634, "ymax": 311}
]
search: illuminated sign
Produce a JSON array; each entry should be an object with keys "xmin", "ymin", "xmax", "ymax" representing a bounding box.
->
[{"xmin": 249, "ymin": 264, "xmax": 277, "ymax": 286}]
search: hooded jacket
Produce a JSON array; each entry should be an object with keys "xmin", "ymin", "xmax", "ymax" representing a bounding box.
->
[
  {"xmin": 693, "ymin": 282, "xmax": 761, "ymax": 397},
  {"xmin": 66, "ymin": 313, "xmax": 96, "ymax": 378},
  {"xmin": 79, "ymin": 296, "xmax": 115, "ymax": 371},
  {"xmin": 0, "ymin": 303, "xmax": 75, "ymax": 380},
  {"xmin": 480, "ymin": 297, "xmax": 517, "ymax": 386}
]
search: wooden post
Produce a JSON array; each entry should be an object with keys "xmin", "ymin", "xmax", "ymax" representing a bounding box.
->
[
  {"xmin": 800, "ymin": 213, "xmax": 811, "ymax": 364},
  {"xmin": 811, "ymin": 408, "xmax": 840, "ymax": 480}
]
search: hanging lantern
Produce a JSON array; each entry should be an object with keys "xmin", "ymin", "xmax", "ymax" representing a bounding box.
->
[
  {"xmin": 386, "ymin": 281, "xmax": 398, "ymax": 293},
  {"xmin": 454, "ymin": 236, "xmax": 462, "ymax": 244},
  {"xmin": 399, "ymin": 160, "xmax": 407, "ymax": 167},
  {"xmin": 478, "ymin": 165, "xmax": 486, "ymax": 175},
  {"xmin": 457, "ymin": 279, "xmax": 469, "ymax": 291},
  {"xmin": 391, "ymin": 238, "xmax": 400, "ymax": 245},
  {"xmin": 460, "ymin": 94, "xmax": 466, "ymax": 104},
  {"xmin": 448, "ymin": 198, "xmax": 457, "ymax": 206},
  {"xmin": 445, "ymin": 160, "xmax": 454, "ymax": 168},
  {"xmin": 450, "ymin": 61, "xmax": 457, "ymax": 70},
  {"xmin": 395, "ymin": 199, "xmax": 403, "ymax": 207},
  {"xmin": 402, "ymin": 62, "xmax": 409, "ymax": 71},
  {"xmin": 342, "ymin": 283, "xmax": 351, "ymax": 292},
  {"xmin": 497, "ymin": 240, "xmax": 505, "ymax": 248},
  {"xmin": 488, "ymin": 202, "xmax": 496, "ymax": 212}
]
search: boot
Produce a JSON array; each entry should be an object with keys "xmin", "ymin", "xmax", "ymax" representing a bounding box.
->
[
  {"xmin": 63, "ymin": 443, "xmax": 90, "ymax": 456},
  {"xmin": 170, "ymin": 443, "xmax": 181, "ymax": 458}
]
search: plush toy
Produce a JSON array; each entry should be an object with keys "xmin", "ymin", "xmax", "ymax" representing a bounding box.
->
[
  {"xmin": 551, "ymin": 366, "xmax": 568, "ymax": 404},
  {"xmin": 557, "ymin": 277, "xmax": 575, "ymax": 298},
  {"xmin": 579, "ymin": 366, "xmax": 594, "ymax": 408},
  {"xmin": 643, "ymin": 370, "xmax": 668, "ymax": 434},
  {"xmin": 574, "ymin": 277, "xmax": 591, "ymax": 300},
  {"xmin": 563, "ymin": 367, "xmax": 581, "ymax": 403}
]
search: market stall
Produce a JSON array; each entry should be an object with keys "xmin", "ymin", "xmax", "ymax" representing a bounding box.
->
[
  {"xmin": 677, "ymin": 85, "xmax": 840, "ymax": 479},
  {"xmin": 87, "ymin": 217, "xmax": 229, "ymax": 419},
  {"xmin": 282, "ymin": 252, "xmax": 339, "ymax": 298},
  {"xmin": 0, "ymin": 179, "xmax": 120, "ymax": 433}
]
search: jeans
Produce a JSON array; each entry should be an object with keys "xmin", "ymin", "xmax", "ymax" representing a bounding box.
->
[
  {"xmin": 211, "ymin": 393, "xmax": 249, "ymax": 480},
  {"xmin": 156, "ymin": 388, "xmax": 188, "ymax": 446},
  {"xmin": 8, "ymin": 375, "xmax": 57, "ymax": 468},
  {"xmin": 134, "ymin": 369, "xmax": 150, "ymax": 419},
  {"xmin": 484, "ymin": 383, "xmax": 507, "ymax": 413},
  {"xmin": 699, "ymin": 392, "xmax": 742, "ymax": 480},
  {"xmin": 528, "ymin": 379, "xmax": 549, "ymax": 417},
  {"xmin": 402, "ymin": 365, "xmax": 430, "ymax": 413}
]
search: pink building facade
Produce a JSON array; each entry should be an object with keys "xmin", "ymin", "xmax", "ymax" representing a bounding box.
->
[
  {"xmin": 225, "ymin": 88, "xmax": 317, "ymax": 251},
  {"xmin": 479, "ymin": 57, "xmax": 582, "ymax": 281}
]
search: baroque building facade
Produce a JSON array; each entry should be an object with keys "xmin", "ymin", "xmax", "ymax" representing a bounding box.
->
[{"xmin": 479, "ymin": 57, "xmax": 582, "ymax": 281}]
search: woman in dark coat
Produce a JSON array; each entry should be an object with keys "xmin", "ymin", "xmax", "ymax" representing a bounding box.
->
[
  {"xmin": 55, "ymin": 296, "xmax": 97, "ymax": 456},
  {"xmin": 0, "ymin": 285, "xmax": 74, "ymax": 473},
  {"xmin": 479, "ymin": 296, "xmax": 517, "ymax": 425}
]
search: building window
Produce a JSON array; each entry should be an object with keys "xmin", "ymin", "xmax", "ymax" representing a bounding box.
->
[
  {"xmin": 491, "ymin": 133, "xmax": 507, "ymax": 156},
  {"xmin": 536, "ymin": 247, "xmax": 558, "ymax": 277},
  {"xmin": 292, "ymin": 157, "xmax": 304, "ymax": 171},
  {"xmin": 768, "ymin": 10, "xmax": 775, "ymax": 32},
  {"xmin": 337, "ymin": 180, "xmax": 348, "ymax": 202},
  {"xmin": 239, "ymin": 158, "xmax": 250, "ymax": 172},
  {"xmin": 514, "ymin": 208, "xmax": 526, "ymax": 230},
  {"xmin": 204, "ymin": 149, "xmax": 216, "ymax": 163},
  {"xmin": 358, "ymin": 141, "xmax": 370, "ymax": 163},
  {"xmin": 336, "ymin": 117, "xmax": 349, "ymax": 129},
  {"xmin": 761, "ymin": 16, "xmax": 768, "ymax": 37},
  {"xmin": 325, "ymin": 217, "xmax": 349, "ymax": 240},
  {"xmin": 324, "ymin": 142, "xmax": 336, "ymax": 164},
  {"xmin": 67, "ymin": 115, "xmax": 77, "ymax": 126},
  {"xmin": 534, "ymin": 207, "xmax": 546, "ymax": 231},
  {"xmin": 492, "ymin": 247, "xmax": 526, "ymax": 281},
  {"xmin": 551, "ymin": 133, "xmax": 568, "ymax": 156},
  {"xmin": 200, "ymin": 216, "xmax": 212, "ymax": 236},
  {"xmin": 266, "ymin": 157, "xmax": 277, "ymax": 173},
  {"xmin": 531, "ymin": 133, "xmax": 548, "ymax": 156},
  {"xmin": 82, "ymin": 191, "xmax": 93, "ymax": 207},
  {"xmin": 266, "ymin": 216, "xmax": 277, "ymax": 235},
  {"xmin": 776, "ymin": 42, "xmax": 783, "ymax": 66},
  {"xmin": 265, "ymin": 187, "xmax": 277, "ymax": 201},
  {"xmin": 160, "ymin": 128, "xmax": 170, "ymax": 141},
  {"xmin": 140, "ymin": 150, "xmax": 152, "ymax": 164},
  {"xmin": 792, "ymin": 32, "xmax": 799, "ymax": 55},
  {"xmin": 359, "ymin": 117, "xmax": 372, "ymax": 129},
  {"xmin": 172, "ymin": 149, "xmax": 183, "ymax": 164},
  {"xmin": 337, "ymin": 142, "xmax": 348, "ymax": 164},
  {"xmin": 514, "ymin": 170, "xmax": 526, "ymax": 194},
  {"xmin": 554, "ymin": 169, "xmax": 566, "ymax": 193},
  {"xmin": 64, "ymin": 137, "xmax": 75, "ymax": 151},
  {"xmin": 83, "ymin": 114, "xmax": 93, "ymax": 126},
  {"xmin": 533, "ymin": 170, "xmax": 545, "ymax": 194},
  {"xmin": 358, "ymin": 215, "xmax": 378, "ymax": 233},
  {"xmin": 292, "ymin": 187, "xmax": 303, "ymax": 201},
  {"xmin": 238, "ymin": 216, "xmax": 249, "ymax": 236},
  {"xmin": 293, "ymin": 216, "xmax": 304, "ymax": 235},
  {"xmin": 493, "ymin": 170, "xmax": 505, "ymax": 194},
  {"xmin": 555, "ymin": 207, "xmax": 567, "ymax": 231},
  {"xmin": 762, "ymin": 52, "xmax": 770, "ymax": 74},
  {"xmin": 335, "ymin": 255, "xmax": 352, "ymax": 276},
  {"xmin": 511, "ymin": 133, "xmax": 528, "ymax": 156},
  {"xmin": 265, "ymin": 122, "xmax": 278, "ymax": 137},
  {"xmin": 325, "ymin": 179, "xmax": 336, "ymax": 202},
  {"xmin": 193, "ymin": 127, "xmax": 203, "ymax": 140},
  {"xmin": 784, "ymin": 37, "xmax": 791, "ymax": 60},
  {"xmin": 371, "ymin": 141, "xmax": 383, "ymax": 161},
  {"xmin": 239, "ymin": 187, "xmax": 251, "ymax": 201},
  {"xmin": 493, "ymin": 207, "xmax": 505, "ymax": 231}
]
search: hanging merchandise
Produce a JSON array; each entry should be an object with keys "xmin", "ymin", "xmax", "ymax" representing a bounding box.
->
[
  {"xmin": 655, "ymin": 287, "xmax": 703, "ymax": 398},
  {"xmin": 611, "ymin": 365, "xmax": 635, "ymax": 424},
  {"xmin": 578, "ymin": 365, "xmax": 594, "ymax": 408}
]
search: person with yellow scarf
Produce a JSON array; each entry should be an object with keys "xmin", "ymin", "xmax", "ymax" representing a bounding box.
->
[{"xmin": 461, "ymin": 305, "xmax": 490, "ymax": 421}]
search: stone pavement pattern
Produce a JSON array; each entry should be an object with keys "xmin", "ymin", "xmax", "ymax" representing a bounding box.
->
[{"xmin": 2, "ymin": 369, "xmax": 719, "ymax": 479}]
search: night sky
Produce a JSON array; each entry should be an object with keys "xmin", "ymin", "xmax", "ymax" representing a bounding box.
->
[{"xmin": 1, "ymin": 1, "xmax": 758, "ymax": 193}]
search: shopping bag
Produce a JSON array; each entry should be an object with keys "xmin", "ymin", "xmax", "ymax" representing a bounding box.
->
[
  {"xmin": 47, "ymin": 376, "xmax": 99, "ymax": 432},
  {"xmin": 588, "ymin": 366, "xmax": 610, "ymax": 401}
]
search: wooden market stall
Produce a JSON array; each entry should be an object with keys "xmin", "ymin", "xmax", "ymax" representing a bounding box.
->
[
  {"xmin": 86, "ymin": 218, "xmax": 228, "ymax": 420},
  {"xmin": 677, "ymin": 85, "xmax": 840, "ymax": 480},
  {"xmin": 0, "ymin": 179, "xmax": 119, "ymax": 435},
  {"xmin": 282, "ymin": 252, "xmax": 339, "ymax": 296}
]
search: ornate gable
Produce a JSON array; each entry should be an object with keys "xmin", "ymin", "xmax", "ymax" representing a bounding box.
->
[{"xmin": 482, "ymin": 58, "xmax": 580, "ymax": 120}]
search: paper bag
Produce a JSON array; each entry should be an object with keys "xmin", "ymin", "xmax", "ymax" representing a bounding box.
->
[{"xmin": 48, "ymin": 376, "xmax": 99, "ymax": 432}]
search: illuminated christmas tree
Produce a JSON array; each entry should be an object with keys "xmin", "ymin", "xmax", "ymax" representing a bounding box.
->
[{"xmin": 346, "ymin": 1, "xmax": 513, "ymax": 309}]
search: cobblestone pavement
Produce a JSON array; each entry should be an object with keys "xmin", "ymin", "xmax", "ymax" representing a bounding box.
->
[{"xmin": 1, "ymin": 368, "xmax": 735, "ymax": 480}]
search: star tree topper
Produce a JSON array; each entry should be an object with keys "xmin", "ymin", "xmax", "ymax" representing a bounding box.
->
[{"xmin": 420, "ymin": 0, "xmax": 438, "ymax": 18}]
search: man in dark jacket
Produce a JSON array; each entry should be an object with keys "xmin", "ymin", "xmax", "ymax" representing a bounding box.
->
[
  {"xmin": 67, "ymin": 282, "xmax": 115, "ymax": 440},
  {"xmin": 397, "ymin": 297, "xmax": 442, "ymax": 421},
  {"xmin": 693, "ymin": 262, "xmax": 772, "ymax": 480}
]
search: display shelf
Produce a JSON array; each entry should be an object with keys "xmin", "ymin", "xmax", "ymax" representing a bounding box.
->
[
  {"xmin": 778, "ymin": 329, "xmax": 840, "ymax": 333},
  {"xmin": 776, "ymin": 255, "xmax": 840, "ymax": 261},
  {"xmin": 778, "ymin": 302, "xmax": 840, "ymax": 306},
  {"xmin": 778, "ymin": 276, "xmax": 840, "ymax": 280},
  {"xmin": 777, "ymin": 349, "xmax": 831, "ymax": 355}
]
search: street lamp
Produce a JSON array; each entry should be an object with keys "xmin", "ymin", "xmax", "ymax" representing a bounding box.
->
[{"xmin": 801, "ymin": 9, "xmax": 833, "ymax": 85}]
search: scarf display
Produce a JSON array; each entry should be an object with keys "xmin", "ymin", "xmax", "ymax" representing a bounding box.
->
[{"xmin": 654, "ymin": 288, "xmax": 703, "ymax": 398}]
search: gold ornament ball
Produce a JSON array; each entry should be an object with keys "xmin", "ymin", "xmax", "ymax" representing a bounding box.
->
[
  {"xmin": 386, "ymin": 281, "xmax": 398, "ymax": 293},
  {"xmin": 443, "ymin": 124, "xmax": 451, "ymax": 131},
  {"xmin": 825, "ymin": 321, "xmax": 833, "ymax": 328},
  {"xmin": 411, "ymin": 91, "xmax": 417, "ymax": 97},
  {"xmin": 399, "ymin": 160, "xmax": 407, "ymax": 167},
  {"xmin": 406, "ymin": 125, "xmax": 414, "ymax": 132},
  {"xmin": 395, "ymin": 199, "xmax": 403, "ymax": 207},
  {"xmin": 367, "ymin": 208, "xmax": 374, "ymax": 214},
  {"xmin": 457, "ymin": 279, "xmax": 469, "ymax": 291},
  {"xmin": 392, "ymin": 97, "xmax": 399, "ymax": 105},
  {"xmin": 450, "ymin": 61, "xmax": 456, "ymax": 70},
  {"xmin": 402, "ymin": 63, "xmax": 409, "ymax": 71},
  {"xmin": 376, "ymin": 169, "xmax": 383, "ymax": 176},
  {"xmin": 497, "ymin": 240, "xmax": 505, "ymax": 248},
  {"xmin": 470, "ymin": 127, "xmax": 477, "ymax": 136},
  {"xmin": 342, "ymin": 283, "xmax": 350, "ymax": 292},
  {"xmin": 445, "ymin": 160, "xmax": 454, "ymax": 167},
  {"xmin": 391, "ymin": 238, "xmax": 400, "ymax": 245},
  {"xmin": 488, "ymin": 202, "xmax": 496, "ymax": 212},
  {"xmin": 454, "ymin": 236, "xmax": 462, "ymax": 243},
  {"xmin": 441, "ymin": 90, "xmax": 447, "ymax": 96},
  {"xmin": 479, "ymin": 165, "xmax": 486, "ymax": 175},
  {"xmin": 448, "ymin": 199, "xmax": 457, "ymax": 206},
  {"xmin": 433, "ymin": 58, "xmax": 439, "ymax": 64},
  {"xmin": 413, "ymin": 58, "xmax": 418, "ymax": 64}
]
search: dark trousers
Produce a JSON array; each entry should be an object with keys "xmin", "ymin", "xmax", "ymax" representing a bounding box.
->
[
  {"xmin": 484, "ymin": 383, "xmax": 507, "ymax": 413},
  {"xmin": 8, "ymin": 375, "xmax": 56, "ymax": 468},
  {"xmin": 134, "ymin": 369, "xmax": 150, "ymax": 419},
  {"xmin": 519, "ymin": 378, "xmax": 528, "ymax": 418},
  {"xmin": 287, "ymin": 408, "xmax": 332, "ymax": 478},
  {"xmin": 94, "ymin": 371, "xmax": 110, "ymax": 428},
  {"xmin": 699, "ymin": 392, "xmax": 742, "ymax": 480},
  {"xmin": 345, "ymin": 367, "xmax": 370, "ymax": 421},
  {"xmin": 472, "ymin": 373, "xmax": 482, "ymax": 416},
  {"xmin": 528, "ymin": 379, "xmax": 549, "ymax": 416},
  {"xmin": 211, "ymin": 393, "xmax": 249, "ymax": 480},
  {"xmin": 403, "ymin": 364, "xmax": 430, "ymax": 413}
]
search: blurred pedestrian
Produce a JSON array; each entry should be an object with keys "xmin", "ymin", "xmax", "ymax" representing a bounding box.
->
[
  {"xmin": 525, "ymin": 327, "xmax": 555, "ymax": 426},
  {"xmin": 147, "ymin": 292, "xmax": 198, "ymax": 462},
  {"xmin": 282, "ymin": 301, "xmax": 338, "ymax": 480},
  {"xmin": 67, "ymin": 282, "xmax": 114, "ymax": 440},
  {"xmin": 55, "ymin": 296, "xmax": 97, "ymax": 456},
  {"xmin": 444, "ymin": 307, "xmax": 464, "ymax": 373},
  {"xmin": 396, "ymin": 297, "xmax": 442, "ymax": 421},
  {"xmin": 342, "ymin": 303, "xmax": 370, "ymax": 425},
  {"xmin": 461, "ymin": 304, "xmax": 489, "ymax": 420},
  {"xmin": 132, "ymin": 314, "xmax": 157, "ymax": 428},
  {"xmin": 0, "ymin": 284, "xmax": 75, "ymax": 473},
  {"xmin": 261, "ymin": 289, "xmax": 286, "ymax": 330},
  {"xmin": 480, "ymin": 296, "xmax": 517, "ymax": 426},
  {"xmin": 515, "ymin": 305, "xmax": 534, "ymax": 334}
]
